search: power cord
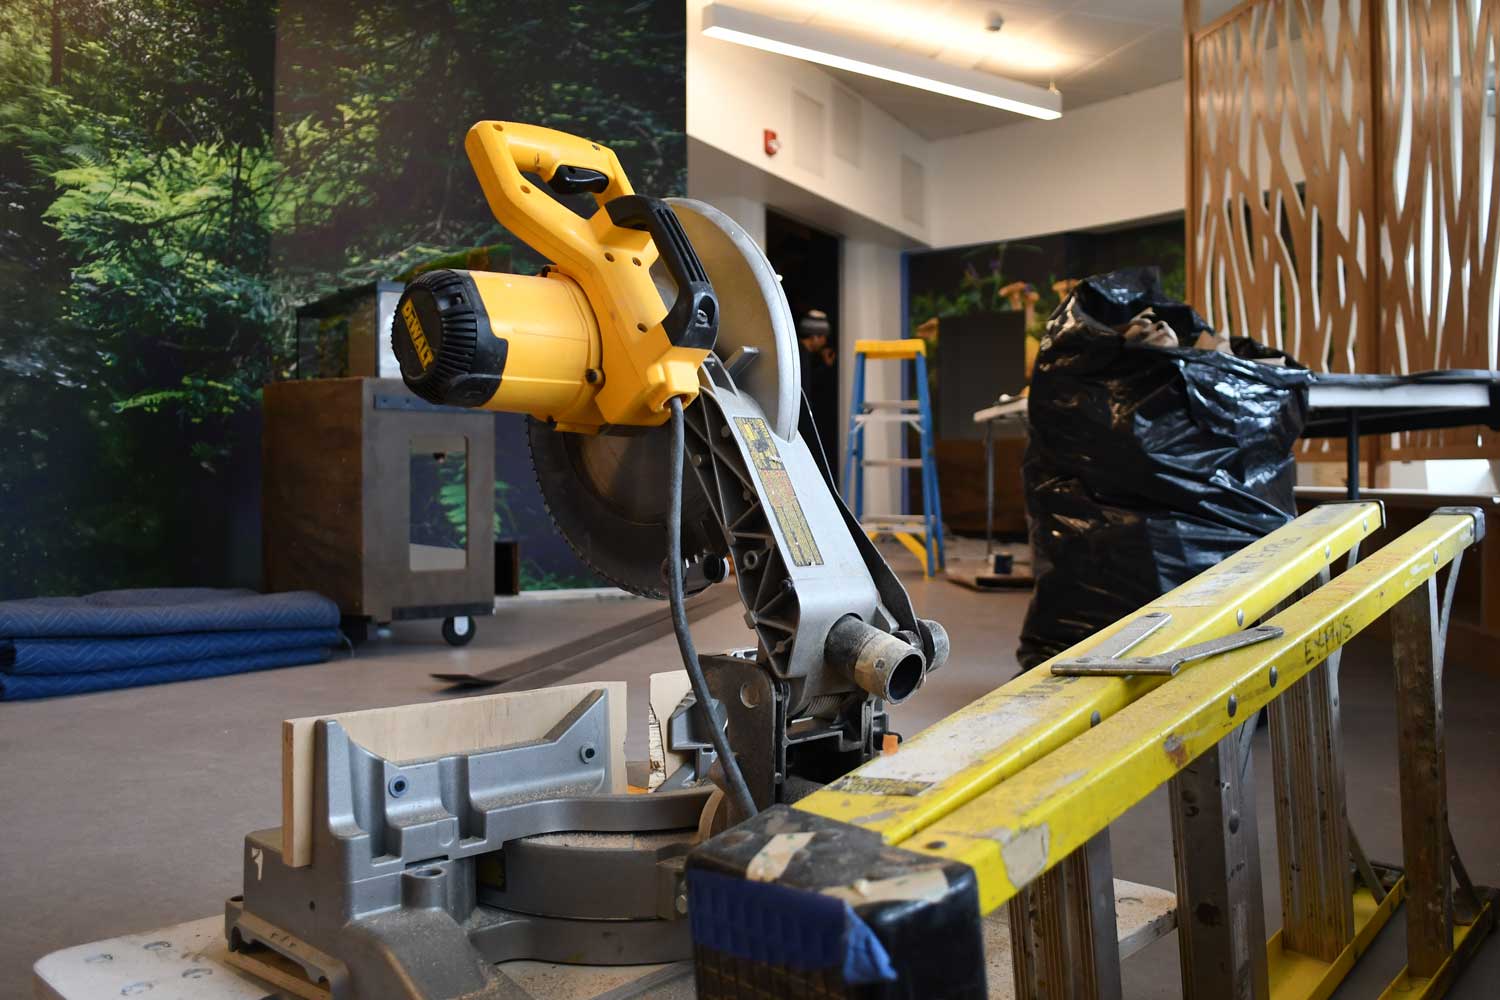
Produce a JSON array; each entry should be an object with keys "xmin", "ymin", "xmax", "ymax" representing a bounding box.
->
[{"xmin": 667, "ymin": 396, "xmax": 758, "ymax": 820}]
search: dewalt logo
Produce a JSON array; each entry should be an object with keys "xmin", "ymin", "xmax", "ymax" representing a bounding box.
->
[{"xmin": 402, "ymin": 298, "xmax": 434, "ymax": 369}]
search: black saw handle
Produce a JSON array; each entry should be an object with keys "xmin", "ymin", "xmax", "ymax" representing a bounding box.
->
[{"xmin": 606, "ymin": 195, "xmax": 719, "ymax": 352}]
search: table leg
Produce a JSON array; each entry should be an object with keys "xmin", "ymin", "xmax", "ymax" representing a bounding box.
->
[
  {"xmin": 1345, "ymin": 411, "xmax": 1360, "ymax": 501},
  {"xmin": 986, "ymin": 419, "xmax": 995, "ymax": 559}
]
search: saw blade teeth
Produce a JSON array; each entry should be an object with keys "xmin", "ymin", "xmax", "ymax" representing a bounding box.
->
[{"xmin": 524, "ymin": 414, "xmax": 669, "ymax": 599}]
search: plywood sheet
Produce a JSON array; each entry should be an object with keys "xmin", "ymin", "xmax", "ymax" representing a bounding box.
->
[
  {"xmin": 982, "ymin": 878, "xmax": 1176, "ymax": 999},
  {"xmin": 33, "ymin": 917, "xmax": 283, "ymax": 1000},
  {"xmin": 37, "ymin": 877, "xmax": 1175, "ymax": 999},
  {"xmin": 647, "ymin": 670, "xmax": 693, "ymax": 790}
]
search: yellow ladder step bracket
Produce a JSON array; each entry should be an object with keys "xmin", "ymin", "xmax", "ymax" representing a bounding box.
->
[{"xmin": 853, "ymin": 337, "xmax": 926, "ymax": 359}]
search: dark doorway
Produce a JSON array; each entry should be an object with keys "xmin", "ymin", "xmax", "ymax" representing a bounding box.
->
[{"xmin": 765, "ymin": 209, "xmax": 841, "ymax": 457}]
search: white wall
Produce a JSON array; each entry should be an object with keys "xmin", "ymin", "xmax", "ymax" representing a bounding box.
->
[
  {"xmin": 688, "ymin": 12, "xmax": 1191, "ymax": 254},
  {"xmin": 686, "ymin": 0, "xmax": 935, "ymax": 246},
  {"xmin": 929, "ymin": 80, "xmax": 1186, "ymax": 247}
]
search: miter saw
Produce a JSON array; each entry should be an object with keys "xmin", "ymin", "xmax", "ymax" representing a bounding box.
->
[
  {"xmin": 223, "ymin": 122, "xmax": 946, "ymax": 999},
  {"xmin": 393, "ymin": 119, "xmax": 948, "ymax": 809}
]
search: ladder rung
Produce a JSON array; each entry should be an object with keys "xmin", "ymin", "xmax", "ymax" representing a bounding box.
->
[
  {"xmin": 855, "ymin": 338, "xmax": 925, "ymax": 359},
  {"xmin": 863, "ymin": 458, "xmax": 924, "ymax": 468},
  {"xmin": 866, "ymin": 522, "xmax": 929, "ymax": 535},
  {"xmin": 863, "ymin": 400, "xmax": 921, "ymax": 410},
  {"xmin": 863, "ymin": 514, "xmax": 928, "ymax": 526},
  {"xmin": 854, "ymin": 413, "xmax": 924, "ymax": 424}
]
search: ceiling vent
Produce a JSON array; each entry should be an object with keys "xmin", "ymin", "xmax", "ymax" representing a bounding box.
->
[
  {"xmin": 833, "ymin": 86, "xmax": 862, "ymax": 167},
  {"xmin": 793, "ymin": 90, "xmax": 826, "ymax": 177},
  {"xmin": 901, "ymin": 154, "xmax": 925, "ymax": 226}
]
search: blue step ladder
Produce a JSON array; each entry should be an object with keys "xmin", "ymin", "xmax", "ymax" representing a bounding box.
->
[{"xmin": 842, "ymin": 339, "xmax": 946, "ymax": 577}]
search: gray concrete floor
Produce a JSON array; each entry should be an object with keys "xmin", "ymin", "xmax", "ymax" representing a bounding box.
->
[{"xmin": 3, "ymin": 555, "xmax": 1498, "ymax": 997}]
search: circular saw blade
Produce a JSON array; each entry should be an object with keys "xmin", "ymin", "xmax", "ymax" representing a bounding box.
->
[
  {"xmin": 527, "ymin": 417, "xmax": 717, "ymax": 598},
  {"xmin": 529, "ymin": 200, "xmax": 799, "ymax": 596}
]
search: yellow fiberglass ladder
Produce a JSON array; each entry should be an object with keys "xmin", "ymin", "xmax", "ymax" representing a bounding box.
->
[{"xmin": 689, "ymin": 501, "xmax": 1495, "ymax": 1000}]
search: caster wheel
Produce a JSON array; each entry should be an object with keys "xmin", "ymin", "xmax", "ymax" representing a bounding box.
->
[{"xmin": 442, "ymin": 615, "xmax": 476, "ymax": 647}]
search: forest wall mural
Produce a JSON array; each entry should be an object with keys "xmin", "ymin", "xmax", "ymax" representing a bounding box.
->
[{"xmin": 0, "ymin": 0, "xmax": 685, "ymax": 598}]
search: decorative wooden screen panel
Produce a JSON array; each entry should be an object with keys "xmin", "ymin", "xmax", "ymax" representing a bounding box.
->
[
  {"xmin": 1376, "ymin": 1, "xmax": 1500, "ymax": 457},
  {"xmin": 1191, "ymin": 0, "xmax": 1377, "ymax": 374},
  {"xmin": 1188, "ymin": 0, "xmax": 1500, "ymax": 460}
]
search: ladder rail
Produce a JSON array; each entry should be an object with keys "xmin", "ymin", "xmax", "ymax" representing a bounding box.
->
[
  {"xmin": 913, "ymin": 351, "xmax": 944, "ymax": 574},
  {"xmin": 842, "ymin": 351, "xmax": 867, "ymax": 519}
]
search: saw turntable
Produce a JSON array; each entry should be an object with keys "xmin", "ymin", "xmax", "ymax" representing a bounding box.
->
[{"xmin": 223, "ymin": 122, "xmax": 947, "ymax": 999}]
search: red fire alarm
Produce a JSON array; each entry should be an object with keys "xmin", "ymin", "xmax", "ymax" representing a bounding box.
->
[{"xmin": 763, "ymin": 129, "xmax": 781, "ymax": 157}]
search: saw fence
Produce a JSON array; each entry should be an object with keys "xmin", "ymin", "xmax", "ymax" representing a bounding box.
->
[{"xmin": 694, "ymin": 501, "xmax": 1495, "ymax": 999}]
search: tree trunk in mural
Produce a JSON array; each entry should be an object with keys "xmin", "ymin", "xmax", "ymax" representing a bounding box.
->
[
  {"xmin": 49, "ymin": 0, "xmax": 61, "ymax": 85},
  {"xmin": 0, "ymin": 0, "xmax": 687, "ymax": 598}
]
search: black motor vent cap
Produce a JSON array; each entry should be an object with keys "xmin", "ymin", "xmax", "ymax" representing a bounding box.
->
[{"xmin": 391, "ymin": 269, "xmax": 507, "ymax": 407}]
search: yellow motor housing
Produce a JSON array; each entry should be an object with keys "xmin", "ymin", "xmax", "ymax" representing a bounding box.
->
[
  {"xmin": 391, "ymin": 266, "xmax": 608, "ymax": 432},
  {"xmin": 390, "ymin": 121, "xmax": 718, "ymax": 432}
]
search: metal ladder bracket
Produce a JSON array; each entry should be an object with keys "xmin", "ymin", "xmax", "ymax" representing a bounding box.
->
[{"xmin": 1051, "ymin": 612, "xmax": 1285, "ymax": 677}]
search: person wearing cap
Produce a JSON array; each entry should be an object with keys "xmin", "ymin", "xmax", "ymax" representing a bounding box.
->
[{"xmin": 798, "ymin": 309, "xmax": 838, "ymax": 450}]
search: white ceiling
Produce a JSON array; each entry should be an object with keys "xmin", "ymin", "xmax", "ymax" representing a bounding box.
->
[{"xmin": 728, "ymin": 0, "xmax": 1242, "ymax": 139}]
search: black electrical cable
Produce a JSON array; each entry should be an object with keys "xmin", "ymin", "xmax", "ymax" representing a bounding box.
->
[{"xmin": 667, "ymin": 396, "xmax": 758, "ymax": 820}]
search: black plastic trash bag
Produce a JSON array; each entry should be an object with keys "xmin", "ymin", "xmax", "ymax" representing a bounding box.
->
[{"xmin": 1017, "ymin": 268, "xmax": 1310, "ymax": 670}]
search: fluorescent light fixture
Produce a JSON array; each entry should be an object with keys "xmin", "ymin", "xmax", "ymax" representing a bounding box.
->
[{"xmin": 701, "ymin": 3, "xmax": 1062, "ymax": 121}]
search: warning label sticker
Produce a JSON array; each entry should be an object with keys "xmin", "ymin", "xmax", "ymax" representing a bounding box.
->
[
  {"xmin": 734, "ymin": 416, "xmax": 824, "ymax": 567},
  {"xmin": 827, "ymin": 775, "xmax": 933, "ymax": 797}
]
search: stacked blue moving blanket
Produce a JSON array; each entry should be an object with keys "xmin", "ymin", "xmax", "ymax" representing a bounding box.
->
[{"xmin": 0, "ymin": 588, "xmax": 342, "ymax": 701}]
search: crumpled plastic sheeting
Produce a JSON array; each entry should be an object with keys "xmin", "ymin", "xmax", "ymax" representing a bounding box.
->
[{"xmin": 1017, "ymin": 267, "xmax": 1310, "ymax": 670}]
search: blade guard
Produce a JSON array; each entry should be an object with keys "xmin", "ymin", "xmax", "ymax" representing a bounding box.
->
[{"xmin": 464, "ymin": 121, "xmax": 713, "ymax": 428}]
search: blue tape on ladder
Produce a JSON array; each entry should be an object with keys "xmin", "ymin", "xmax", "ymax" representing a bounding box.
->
[{"xmin": 687, "ymin": 868, "xmax": 898, "ymax": 984}]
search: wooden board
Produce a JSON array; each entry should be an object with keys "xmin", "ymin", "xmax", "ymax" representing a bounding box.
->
[
  {"xmin": 262, "ymin": 378, "xmax": 367, "ymax": 613},
  {"xmin": 1188, "ymin": 1, "xmax": 1500, "ymax": 461},
  {"xmin": 935, "ymin": 438, "xmax": 1028, "ymax": 537},
  {"xmin": 281, "ymin": 681, "xmax": 627, "ymax": 867},
  {"xmin": 981, "ymin": 878, "xmax": 1177, "ymax": 1000},
  {"xmin": 646, "ymin": 670, "xmax": 693, "ymax": 790},
  {"xmin": 223, "ymin": 946, "xmax": 331, "ymax": 1000},
  {"xmin": 498, "ymin": 958, "xmax": 690, "ymax": 1000}
]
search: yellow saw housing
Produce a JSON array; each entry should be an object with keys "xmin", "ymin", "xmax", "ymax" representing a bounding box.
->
[{"xmin": 390, "ymin": 122, "xmax": 717, "ymax": 432}]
